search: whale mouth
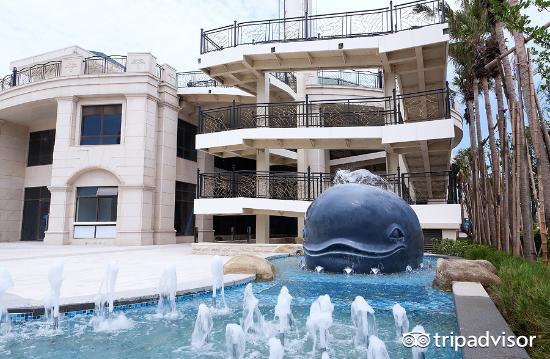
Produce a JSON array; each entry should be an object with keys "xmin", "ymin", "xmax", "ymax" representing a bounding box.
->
[{"xmin": 304, "ymin": 238, "xmax": 406, "ymax": 258}]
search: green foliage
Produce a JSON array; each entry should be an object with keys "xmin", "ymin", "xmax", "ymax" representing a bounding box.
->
[
  {"xmin": 432, "ymin": 240, "xmax": 550, "ymax": 358},
  {"xmin": 432, "ymin": 238, "xmax": 473, "ymax": 256}
]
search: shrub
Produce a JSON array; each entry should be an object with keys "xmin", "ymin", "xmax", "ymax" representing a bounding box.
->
[{"xmin": 433, "ymin": 240, "xmax": 550, "ymax": 359}]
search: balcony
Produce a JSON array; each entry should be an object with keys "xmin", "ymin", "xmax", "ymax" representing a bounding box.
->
[
  {"xmin": 317, "ymin": 70, "xmax": 383, "ymax": 88},
  {"xmin": 1, "ymin": 61, "xmax": 61, "ymax": 91},
  {"xmin": 197, "ymin": 169, "xmax": 460, "ymax": 205},
  {"xmin": 200, "ymin": 0, "xmax": 446, "ymax": 54},
  {"xmin": 198, "ymin": 87, "xmax": 450, "ymax": 134}
]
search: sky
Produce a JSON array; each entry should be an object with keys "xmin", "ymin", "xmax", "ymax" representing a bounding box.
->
[{"xmin": 0, "ymin": 0, "xmax": 546, "ymax": 152}]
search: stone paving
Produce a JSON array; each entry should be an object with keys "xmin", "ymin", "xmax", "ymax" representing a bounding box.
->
[{"xmin": 0, "ymin": 243, "xmax": 253, "ymax": 309}]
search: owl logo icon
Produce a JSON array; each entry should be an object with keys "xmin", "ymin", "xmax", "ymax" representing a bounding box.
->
[{"xmin": 402, "ymin": 331, "xmax": 431, "ymax": 348}]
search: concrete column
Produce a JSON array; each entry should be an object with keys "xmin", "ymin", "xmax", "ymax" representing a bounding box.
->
[
  {"xmin": 153, "ymin": 65, "xmax": 179, "ymax": 244},
  {"xmin": 256, "ymin": 73, "xmax": 270, "ymax": 127},
  {"xmin": 44, "ymin": 97, "xmax": 77, "ymax": 245},
  {"xmin": 442, "ymin": 229, "xmax": 458, "ymax": 240},
  {"xmin": 256, "ymin": 148, "xmax": 270, "ymax": 243},
  {"xmin": 196, "ymin": 151, "xmax": 215, "ymax": 242},
  {"xmin": 0, "ymin": 120, "xmax": 28, "ymax": 242},
  {"xmin": 386, "ymin": 152, "xmax": 399, "ymax": 175}
]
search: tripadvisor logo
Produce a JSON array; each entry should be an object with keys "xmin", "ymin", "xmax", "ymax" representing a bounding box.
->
[{"xmin": 402, "ymin": 331, "xmax": 536, "ymax": 351}]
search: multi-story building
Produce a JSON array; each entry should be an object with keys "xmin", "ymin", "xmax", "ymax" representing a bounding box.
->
[{"xmin": 0, "ymin": 0, "xmax": 463, "ymax": 247}]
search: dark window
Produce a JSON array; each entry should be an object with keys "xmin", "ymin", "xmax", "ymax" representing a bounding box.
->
[
  {"xmin": 177, "ymin": 119, "xmax": 197, "ymax": 161},
  {"xmin": 81, "ymin": 105, "xmax": 122, "ymax": 145},
  {"xmin": 75, "ymin": 187, "xmax": 118, "ymax": 222},
  {"xmin": 214, "ymin": 157, "xmax": 256, "ymax": 171},
  {"xmin": 213, "ymin": 215, "xmax": 255, "ymax": 239},
  {"xmin": 21, "ymin": 187, "xmax": 51, "ymax": 240},
  {"xmin": 27, "ymin": 130, "xmax": 55, "ymax": 166},
  {"xmin": 174, "ymin": 181, "xmax": 196, "ymax": 236}
]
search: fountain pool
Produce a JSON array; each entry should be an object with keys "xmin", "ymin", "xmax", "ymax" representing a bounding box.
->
[{"xmin": 0, "ymin": 256, "xmax": 459, "ymax": 358}]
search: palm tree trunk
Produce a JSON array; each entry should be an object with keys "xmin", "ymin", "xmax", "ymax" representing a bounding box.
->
[
  {"xmin": 467, "ymin": 99, "xmax": 482, "ymax": 243},
  {"xmin": 509, "ymin": 0, "xmax": 550, "ymax": 228},
  {"xmin": 473, "ymin": 79, "xmax": 494, "ymax": 246},
  {"xmin": 494, "ymin": 75, "xmax": 510, "ymax": 252},
  {"xmin": 481, "ymin": 76, "xmax": 501, "ymax": 248}
]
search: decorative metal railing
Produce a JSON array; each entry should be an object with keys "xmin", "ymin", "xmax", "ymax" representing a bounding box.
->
[
  {"xmin": 200, "ymin": 0, "xmax": 446, "ymax": 54},
  {"xmin": 177, "ymin": 71, "xmax": 223, "ymax": 87},
  {"xmin": 271, "ymin": 72, "xmax": 297, "ymax": 92},
  {"xmin": 198, "ymin": 86, "xmax": 450, "ymax": 134},
  {"xmin": 83, "ymin": 55, "xmax": 127, "ymax": 75},
  {"xmin": 0, "ymin": 61, "xmax": 61, "ymax": 91},
  {"xmin": 196, "ymin": 169, "xmax": 459, "ymax": 205},
  {"xmin": 317, "ymin": 70, "xmax": 383, "ymax": 88}
]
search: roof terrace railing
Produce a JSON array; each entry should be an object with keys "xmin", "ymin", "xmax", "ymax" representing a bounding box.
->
[
  {"xmin": 83, "ymin": 55, "xmax": 127, "ymax": 75},
  {"xmin": 317, "ymin": 70, "xmax": 383, "ymax": 88},
  {"xmin": 198, "ymin": 85, "xmax": 450, "ymax": 134},
  {"xmin": 1, "ymin": 61, "xmax": 61, "ymax": 91},
  {"xmin": 177, "ymin": 70, "xmax": 224, "ymax": 88},
  {"xmin": 200, "ymin": 0, "xmax": 446, "ymax": 54},
  {"xmin": 196, "ymin": 168, "xmax": 459, "ymax": 205}
]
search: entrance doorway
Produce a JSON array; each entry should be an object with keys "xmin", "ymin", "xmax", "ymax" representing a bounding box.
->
[{"xmin": 21, "ymin": 186, "xmax": 51, "ymax": 241}]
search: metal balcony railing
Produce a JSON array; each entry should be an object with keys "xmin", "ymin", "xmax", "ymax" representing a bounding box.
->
[
  {"xmin": 83, "ymin": 55, "xmax": 127, "ymax": 75},
  {"xmin": 271, "ymin": 72, "xmax": 297, "ymax": 92},
  {"xmin": 317, "ymin": 70, "xmax": 383, "ymax": 88},
  {"xmin": 196, "ymin": 169, "xmax": 460, "ymax": 205},
  {"xmin": 200, "ymin": 0, "xmax": 446, "ymax": 54},
  {"xmin": 1, "ymin": 61, "xmax": 61, "ymax": 92},
  {"xmin": 198, "ymin": 86, "xmax": 450, "ymax": 134},
  {"xmin": 177, "ymin": 71, "xmax": 224, "ymax": 88}
]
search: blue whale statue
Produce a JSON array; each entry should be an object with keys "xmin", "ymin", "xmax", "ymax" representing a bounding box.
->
[{"xmin": 303, "ymin": 183, "xmax": 423, "ymax": 273}]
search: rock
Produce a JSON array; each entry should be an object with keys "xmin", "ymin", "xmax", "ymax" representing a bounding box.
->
[
  {"xmin": 224, "ymin": 255, "xmax": 275, "ymax": 281},
  {"xmin": 273, "ymin": 244, "xmax": 304, "ymax": 256},
  {"xmin": 433, "ymin": 258, "xmax": 501, "ymax": 291}
]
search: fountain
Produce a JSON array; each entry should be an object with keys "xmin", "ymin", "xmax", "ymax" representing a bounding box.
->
[
  {"xmin": 210, "ymin": 256, "xmax": 226, "ymax": 308},
  {"xmin": 411, "ymin": 325, "xmax": 429, "ymax": 359},
  {"xmin": 268, "ymin": 337, "xmax": 284, "ymax": 359},
  {"xmin": 92, "ymin": 262, "xmax": 133, "ymax": 332},
  {"xmin": 241, "ymin": 283, "xmax": 264, "ymax": 335},
  {"xmin": 274, "ymin": 286, "xmax": 294, "ymax": 344},
  {"xmin": 0, "ymin": 266, "xmax": 13, "ymax": 334},
  {"xmin": 43, "ymin": 260, "xmax": 64, "ymax": 329},
  {"xmin": 225, "ymin": 323, "xmax": 245, "ymax": 359},
  {"xmin": 304, "ymin": 169, "xmax": 424, "ymax": 274},
  {"xmin": 366, "ymin": 335, "xmax": 390, "ymax": 359},
  {"xmin": 392, "ymin": 303, "xmax": 409, "ymax": 339},
  {"xmin": 157, "ymin": 264, "xmax": 178, "ymax": 318},
  {"xmin": 351, "ymin": 296, "xmax": 376, "ymax": 347},
  {"xmin": 315, "ymin": 266, "xmax": 324, "ymax": 273},
  {"xmin": 306, "ymin": 294, "xmax": 334, "ymax": 353},
  {"xmin": 191, "ymin": 303, "xmax": 213, "ymax": 349},
  {"xmin": 343, "ymin": 267, "xmax": 353, "ymax": 275}
]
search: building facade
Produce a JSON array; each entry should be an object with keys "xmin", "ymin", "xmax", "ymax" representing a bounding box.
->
[{"xmin": 0, "ymin": 0, "xmax": 463, "ymax": 246}]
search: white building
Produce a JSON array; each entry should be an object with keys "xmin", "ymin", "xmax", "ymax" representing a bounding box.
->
[{"xmin": 0, "ymin": 0, "xmax": 463, "ymax": 247}]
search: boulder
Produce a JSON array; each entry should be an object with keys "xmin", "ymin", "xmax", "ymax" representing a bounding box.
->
[
  {"xmin": 224, "ymin": 255, "xmax": 275, "ymax": 281},
  {"xmin": 273, "ymin": 244, "xmax": 304, "ymax": 256},
  {"xmin": 433, "ymin": 258, "xmax": 501, "ymax": 291}
]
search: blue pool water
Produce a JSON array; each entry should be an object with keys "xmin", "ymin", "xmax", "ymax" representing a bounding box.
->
[{"xmin": 0, "ymin": 256, "xmax": 460, "ymax": 358}]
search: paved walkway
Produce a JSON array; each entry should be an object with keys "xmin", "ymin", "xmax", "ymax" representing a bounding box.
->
[{"xmin": 0, "ymin": 243, "xmax": 253, "ymax": 310}]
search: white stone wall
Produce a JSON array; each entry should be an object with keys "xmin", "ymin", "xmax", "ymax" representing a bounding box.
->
[{"xmin": 0, "ymin": 121, "xmax": 28, "ymax": 242}]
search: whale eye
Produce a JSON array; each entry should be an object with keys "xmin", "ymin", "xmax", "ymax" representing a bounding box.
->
[{"xmin": 389, "ymin": 227, "xmax": 404, "ymax": 242}]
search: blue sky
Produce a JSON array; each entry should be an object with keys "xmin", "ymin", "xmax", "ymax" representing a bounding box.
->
[{"xmin": 0, "ymin": 0, "xmax": 546, "ymax": 152}]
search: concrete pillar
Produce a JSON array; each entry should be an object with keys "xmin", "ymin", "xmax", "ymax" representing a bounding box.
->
[
  {"xmin": 44, "ymin": 97, "xmax": 77, "ymax": 245},
  {"xmin": 256, "ymin": 73, "xmax": 270, "ymax": 127},
  {"xmin": 153, "ymin": 64, "xmax": 179, "ymax": 244},
  {"xmin": 256, "ymin": 148, "xmax": 270, "ymax": 243},
  {"xmin": 386, "ymin": 152, "xmax": 399, "ymax": 175},
  {"xmin": 0, "ymin": 120, "xmax": 28, "ymax": 242},
  {"xmin": 442, "ymin": 229, "xmax": 458, "ymax": 240},
  {"xmin": 196, "ymin": 151, "xmax": 215, "ymax": 242}
]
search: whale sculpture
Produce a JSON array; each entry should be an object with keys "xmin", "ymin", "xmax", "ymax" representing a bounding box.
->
[{"xmin": 303, "ymin": 183, "xmax": 423, "ymax": 273}]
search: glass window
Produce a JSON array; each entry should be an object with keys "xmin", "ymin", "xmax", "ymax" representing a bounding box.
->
[
  {"xmin": 27, "ymin": 130, "xmax": 55, "ymax": 167},
  {"xmin": 76, "ymin": 186, "xmax": 118, "ymax": 222},
  {"xmin": 81, "ymin": 105, "xmax": 122, "ymax": 145},
  {"xmin": 21, "ymin": 186, "xmax": 51, "ymax": 240},
  {"xmin": 174, "ymin": 181, "xmax": 196, "ymax": 236},
  {"xmin": 177, "ymin": 119, "xmax": 197, "ymax": 162}
]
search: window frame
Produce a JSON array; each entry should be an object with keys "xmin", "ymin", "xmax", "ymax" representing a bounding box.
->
[
  {"xmin": 177, "ymin": 119, "xmax": 197, "ymax": 162},
  {"xmin": 78, "ymin": 103, "xmax": 124, "ymax": 146},
  {"xmin": 75, "ymin": 186, "xmax": 118, "ymax": 224},
  {"xmin": 27, "ymin": 129, "xmax": 56, "ymax": 167}
]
